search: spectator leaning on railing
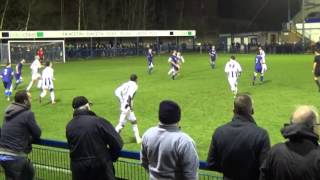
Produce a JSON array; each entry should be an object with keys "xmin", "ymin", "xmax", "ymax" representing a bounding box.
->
[
  {"xmin": 0, "ymin": 90, "xmax": 42, "ymax": 180},
  {"xmin": 260, "ymin": 106, "xmax": 320, "ymax": 180},
  {"xmin": 66, "ymin": 96, "xmax": 123, "ymax": 180},
  {"xmin": 206, "ymin": 94, "xmax": 270, "ymax": 180},
  {"xmin": 141, "ymin": 100, "xmax": 199, "ymax": 180}
]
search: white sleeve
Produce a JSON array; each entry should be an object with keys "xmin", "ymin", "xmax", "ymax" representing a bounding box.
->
[
  {"xmin": 50, "ymin": 69, "xmax": 54, "ymax": 79},
  {"xmin": 224, "ymin": 62, "xmax": 229, "ymax": 73},
  {"xmin": 181, "ymin": 56, "xmax": 185, "ymax": 63},
  {"xmin": 127, "ymin": 84, "xmax": 138, "ymax": 98},
  {"xmin": 237, "ymin": 62, "xmax": 242, "ymax": 72},
  {"xmin": 30, "ymin": 62, "xmax": 34, "ymax": 69},
  {"xmin": 37, "ymin": 61, "xmax": 41, "ymax": 68}
]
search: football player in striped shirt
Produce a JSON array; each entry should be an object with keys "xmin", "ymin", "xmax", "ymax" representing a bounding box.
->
[
  {"xmin": 39, "ymin": 61, "xmax": 55, "ymax": 104},
  {"xmin": 224, "ymin": 56, "xmax": 242, "ymax": 96}
]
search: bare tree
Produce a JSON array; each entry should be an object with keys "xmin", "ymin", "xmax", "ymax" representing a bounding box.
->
[
  {"xmin": 0, "ymin": 0, "xmax": 9, "ymax": 30},
  {"xmin": 78, "ymin": 0, "xmax": 82, "ymax": 30},
  {"xmin": 143, "ymin": 0, "xmax": 147, "ymax": 29},
  {"xmin": 60, "ymin": 0, "xmax": 64, "ymax": 29},
  {"xmin": 82, "ymin": 0, "xmax": 87, "ymax": 29},
  {"xmin": 25, "ymin": 0, "xmax": 36, "ymax": 30},
  {"xmin": 178, "ymin": 0, "xmax": 185, "ymax": 29}
]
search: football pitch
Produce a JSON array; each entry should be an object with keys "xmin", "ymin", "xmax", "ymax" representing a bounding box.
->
[{"xmin": 0, "ymin": 53, "xmax": 318, "ymax": 160}]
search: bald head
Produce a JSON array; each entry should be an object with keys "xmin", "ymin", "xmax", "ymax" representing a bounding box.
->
[
  {"xmin": 234, "ymin": 94, "xmax": 254, "ymax": 116},
  {"xmin": 291, "ymin": 105, "xmax": 319, "ymax": 125}
]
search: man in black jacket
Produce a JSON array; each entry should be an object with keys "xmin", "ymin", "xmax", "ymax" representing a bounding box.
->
[
  {"xmin": 260, "ymin": 105, "xmax": 320, "ymax": 180},
  {"xmin": 207, "ymin": 94, "xmax": 270, "ymax": 180},
  {"xmin": 0, "ymin": 90, "xmax": 42, "ymax": 180},
  {"xmin": 66, "ymin": 96, "xmax": 123, "ymax": 180}
]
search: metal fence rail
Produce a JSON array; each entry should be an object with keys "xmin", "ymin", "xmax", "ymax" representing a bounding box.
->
[{"xmin": 0, "ymin": 139, "xmax": 223, "ymax": 180}]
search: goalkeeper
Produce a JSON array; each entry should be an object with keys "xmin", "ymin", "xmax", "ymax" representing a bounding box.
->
[{"xmin": 114, "ymin": 74, "xmax": 142, "ymax": 144}]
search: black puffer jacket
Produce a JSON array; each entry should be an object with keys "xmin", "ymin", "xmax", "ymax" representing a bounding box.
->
[
  {"xmin": 66, "ymin": 109, "xmax": 123, "ymax": 162},
  {"xmin": 0, "ymin": 103, "xmax": 41, "ymax": 154},
  {"xmin": 207, "ymin": 114, "xmax": 270, "ymax": 180},
  {"xmin": 260, "ymin": 123, "xmax": 320, "ymax": 180}
]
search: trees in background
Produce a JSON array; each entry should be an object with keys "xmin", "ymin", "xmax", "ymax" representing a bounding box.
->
[{"xmin": 0, "ymin": 0, "xmax": 212, "ymax": 31}]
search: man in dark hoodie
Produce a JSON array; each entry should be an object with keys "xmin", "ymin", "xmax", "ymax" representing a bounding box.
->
[
  {"xmin": 260, "ymin": 105, "xmax": 320, "ymax": 180},
  {"xmin": 207, "ymin": 94, "xmax": 270, "ymax": 180},
  {"xmin": 66, "ymin": 96, "xmax": 123, "ymax": 180},
  {"xmin": 0, "ymin": 90, "xmax": 42, "ymax": 180}
]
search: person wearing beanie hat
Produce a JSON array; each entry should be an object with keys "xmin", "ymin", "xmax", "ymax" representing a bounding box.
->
[
  {"xmin": 66, "ymin": 96, "xmax": 123, "ymax": 180},
  {"xmin": 114, "ymin": 74, "xmax": 142, "ymax": 144},
  {"xmin": 141, "ymin": 100, "xmax": 199, "ymax": 180}
]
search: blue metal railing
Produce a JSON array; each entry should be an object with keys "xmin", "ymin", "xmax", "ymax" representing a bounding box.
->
[
  {"xmin": 38, "ymin": 139, "xmax": 209, "ymax": 169},
  {"xmin": 0, "ymin": 139, "xmax": 223, "ymax": 179}
]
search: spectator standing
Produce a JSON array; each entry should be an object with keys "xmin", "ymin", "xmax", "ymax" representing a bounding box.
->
[
  {"xmin": 141, "ymin": 100, "xmax": 199, "ymax": 180},
  {"xmin": 66, "ymin": 96, "xmax": 123, "ymax": 180},
  {"xmin": 207, "ymin": 94, "xmax": 270, "ymax": 180},
  {"xmin": 0, "ymin": 90, "xmax": 41, "ymax": 180},
  {"xmin": 260, "ymin": 106, "xmax": 320, "ymax": 180}
]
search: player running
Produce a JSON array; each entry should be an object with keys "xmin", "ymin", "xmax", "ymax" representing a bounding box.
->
[
  {"xmin": 39, "ymin": 61, "xmax": 55, "ymax": 104},
  {"xmin": 225, "ymin": 56, "xmax": 242, "ymax": 96},
  {"xmin": 13, "ymin": 59, "xmax": 26, "ymax": 90},
  {"xmin": 0, "ymin": 63, "xmax": 14, "ymax": 101},
  {"xmin": 114, "ymin": 74, "xmax": 142, "ymax": 144},
  {"xmin": 209, "ymin": 45, "xmax": 217, "ymax": 69},
  {"xmin": 313, "ymin": 49, "xmax": 320, "ymax": 92},
  {"xmin": 252, "ymin": 52, "xmax": 264, "ymax": 85},
  {"xmin": 26, "ymin": 56, "xmax": 42, "ymax": 91},
  {"xmin": 146, "ymin": 48, "xmax": 154, "ymax": 74},
  {"xmin": 177, "ymin": 51, "xmax": 185, "ymax": 64},
  {"xmin": 168, "ymin": 50, "xmax": 180, "ymax": 80}
]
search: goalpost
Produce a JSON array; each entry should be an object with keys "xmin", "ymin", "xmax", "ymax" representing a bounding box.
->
[{"xmin": 7, "ymin": 40, "xmax": 65, "ymax": 64}]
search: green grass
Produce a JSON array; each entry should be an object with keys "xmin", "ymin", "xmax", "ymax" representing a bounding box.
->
[{"xmin": 0, "ymin": 53, "xmax": 318, "ymax": 160}]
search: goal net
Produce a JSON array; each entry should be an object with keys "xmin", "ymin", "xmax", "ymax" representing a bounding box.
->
[{"xmin": 8, "ymin": 40, "xmax": 65, "ymax": 64}]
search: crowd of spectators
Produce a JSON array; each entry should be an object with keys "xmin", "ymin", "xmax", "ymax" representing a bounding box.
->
[
  {"xmin": 64, "ymin": 41, "xmax": 189, "ymax": 59},
  {"xmin": 0, "ymin": 91, "xmax": 319, "ymax": 180},
  {"xmin": 213, "ymin": 42, "xmax": 312, "ymax": 54},
  {"xmin": 2, "ymin": 39, "xmax": 318, "ymax": 64}
]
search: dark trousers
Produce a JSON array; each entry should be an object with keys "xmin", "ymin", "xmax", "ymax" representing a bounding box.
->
[
  {"xmin": 71, "ymin": 159, "xmax": 115, "ymax": 180},
  {"xmin": 0, "ymin": 156, "xmax": 34, "ymax": 180}
]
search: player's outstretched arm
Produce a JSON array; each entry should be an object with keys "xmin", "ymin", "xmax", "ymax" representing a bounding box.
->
[{"xmin": 313, "ymin": 62, "xmax": 317, "ymax": 73}]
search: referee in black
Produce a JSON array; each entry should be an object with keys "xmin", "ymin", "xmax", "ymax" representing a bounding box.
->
[{"xmin": 313, "ymin": 48, "xmax": 320, "ymax": 92}]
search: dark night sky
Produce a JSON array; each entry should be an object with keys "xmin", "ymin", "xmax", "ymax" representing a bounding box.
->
[
  {"xmin": 0, "ymin": 0, "xmax": 302, "ymax": 35},
  {"xmin": 217, "ymin": 0, "xmax": 301, "ymax": 26}
]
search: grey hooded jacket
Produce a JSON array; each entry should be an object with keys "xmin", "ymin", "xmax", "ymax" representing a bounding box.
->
[{"xmin": 0, "ymin": 102, "xmax": 41, "ymax": 154}]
